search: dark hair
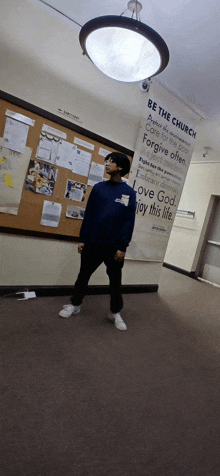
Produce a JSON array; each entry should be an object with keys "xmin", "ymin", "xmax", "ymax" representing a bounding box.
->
[{"xmin": 105, "ymin": 152, "xmax": 131, "ymax": 177}]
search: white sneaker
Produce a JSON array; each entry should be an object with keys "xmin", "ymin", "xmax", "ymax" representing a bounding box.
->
[
  {"xmin": 59, "ymin": 304, "xmax": 81, "ymax": 318},
  {"xmin": 108, "ymin": 312, "xmax": 127, "ymax": 331}
]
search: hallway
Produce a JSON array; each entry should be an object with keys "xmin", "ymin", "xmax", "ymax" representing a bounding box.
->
[{"xmin": 1, "ymin": 267, "xmax": 220, "ymax": 476}]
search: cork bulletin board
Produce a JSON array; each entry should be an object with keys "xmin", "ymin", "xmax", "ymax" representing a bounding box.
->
[{"xmin": 0, "ymin": 92, "xmax": 133, "ymax": 239}]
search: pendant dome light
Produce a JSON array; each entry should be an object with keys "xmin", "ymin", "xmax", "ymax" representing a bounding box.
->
[{"xmin": 79, "ymin": 1, "xmax": 169, "ymax": 83}]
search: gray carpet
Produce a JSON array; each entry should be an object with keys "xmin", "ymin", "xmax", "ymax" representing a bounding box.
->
[{"xmin": 1, "ymin": 268, "xmax": 220, "ymax": 476}]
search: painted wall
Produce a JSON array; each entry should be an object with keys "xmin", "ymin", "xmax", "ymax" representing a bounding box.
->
[
  {"xmin": 0, "ymin": 234, "xmax": 163, "ymax": 286},
  {"xmin": 164, "ymin": 153, "xmax": 220, "ymax": 272}
]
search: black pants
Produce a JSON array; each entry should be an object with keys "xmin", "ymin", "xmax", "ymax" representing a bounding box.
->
[{"xmin": 71, "ymin": 242, "xmax": 124, "ymax": 313}]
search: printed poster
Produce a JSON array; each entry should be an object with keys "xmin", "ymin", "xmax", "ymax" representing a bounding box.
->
[
  {"xmin": 3, "ymin": 117, "xmax": 29, "ymax": 154},
  {"xmin": 127, "ymin": 82, "xmax": 198, "ymax": 261},
  {"xmin": 56, "ymin": 140, "xmax": 77, "ymax": 169},
  {"xmin": 71, "ymin": 148, "xmax": 92, "ymax": 177},
  {"xmin": 36, "ymin": 133, "xmax": 59, "ymax": 164},
  {"xmin": 0, "ymin": 138, "xmax": 32, "ymax": 215},
  {"xmin": 87, "ymin": 162, "xmax": 105, "ymax": 186},
  {"xmin": 40, "ymin": 201, "xmax": 62, "ymax": 227}
]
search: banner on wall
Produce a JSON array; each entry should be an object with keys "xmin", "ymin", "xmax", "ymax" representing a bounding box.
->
[{"xmin": 127, "ymin": 82, "xmax": 198, "ymax": 261}]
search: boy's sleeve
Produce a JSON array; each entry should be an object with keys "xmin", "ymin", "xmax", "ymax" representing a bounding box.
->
[
  {"xmin": 117, "ymin": 190, "xmax": 136, "ymax": 252},
  {"xmin": 79, "ymin": 186, "xmax": 96, "ymax": 243}
]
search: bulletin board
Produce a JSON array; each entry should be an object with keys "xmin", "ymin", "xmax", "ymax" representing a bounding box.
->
[{"xmin": 0, "ymin": 92, "xmax": 133, "ymax": 239}]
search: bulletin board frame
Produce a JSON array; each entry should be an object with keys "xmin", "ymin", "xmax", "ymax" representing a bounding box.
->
[{"xmin": 0, "ymin": 90, "xmax": 133, "ymax": 241}]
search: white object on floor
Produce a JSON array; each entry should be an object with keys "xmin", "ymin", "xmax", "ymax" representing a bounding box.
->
[{"xmin": 17, "ymin": 291, "xmax": 36, "ymax": 300}]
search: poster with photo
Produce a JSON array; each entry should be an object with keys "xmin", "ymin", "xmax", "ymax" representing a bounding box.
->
[
  {"xmin": 66, "ymin": 205, "xmax": 85, "ymax": 220},
  {"xmin": 64, "ymin": 180, "xmax": 87, "ymax": 202},
  {"xmin": 25, "ymin": 159, "xmax": 58, "ymax": 196}
]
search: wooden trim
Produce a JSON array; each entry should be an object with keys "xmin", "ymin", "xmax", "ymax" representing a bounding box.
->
[{"xmin": 0, "ymin": 226, "xmax": 80, "ymax": 241}]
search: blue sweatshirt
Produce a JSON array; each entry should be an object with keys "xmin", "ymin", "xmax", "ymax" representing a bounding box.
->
[{"xmin": 80, "ymin": 180, "xmax": 136, "ymax": 251}]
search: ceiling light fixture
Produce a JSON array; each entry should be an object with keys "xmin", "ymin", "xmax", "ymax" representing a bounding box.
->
[{"xmin": 79, "ymin": 0, "xmax": 169, "ymax": 83}]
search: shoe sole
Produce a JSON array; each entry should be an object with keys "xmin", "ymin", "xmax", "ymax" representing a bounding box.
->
[{"xmin": 115, "ymin": 322, "xmax": 127, "ymax": 331}]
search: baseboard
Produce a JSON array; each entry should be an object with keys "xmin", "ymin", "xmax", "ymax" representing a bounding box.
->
[
  {"xmin": 1, "ymin": 284, "xmax": 158, "ymax": 298},
  {"xmin": 163, "ymin": 262, "xmax": 196, "ymax": 279}
]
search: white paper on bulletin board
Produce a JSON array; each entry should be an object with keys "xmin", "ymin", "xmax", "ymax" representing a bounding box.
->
[
  {"xmin": 56, "ymin": 140, "xmax": 77, "ymax": 169},
  {"xmin": 73, "ymin": 137, "xmax": 95, "ymax": 151},
  {"xmin": 40, "ymin": 201, "xmax": 62, "ymax": 227},
  {"xmin": 3, "ymin": 117, "xmax": 29, "ymax": 153},
  {"xmin": 98, "ymin": 147, "xmax": 111, "ymax": 157},
  {"xmin": 87, "ymin": 162, "xmax": 104, "ymax": 186},
  {"xmin": 6, "ymin": 110, "xmax": 35, "ymax": 126},
  {"xmin": 0, "ymin": 138, "xmax": 32, "ymax": 215}
]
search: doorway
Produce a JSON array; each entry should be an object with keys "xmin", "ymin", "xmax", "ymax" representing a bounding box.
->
[{"xmin": 199, "ymin": 196, "xmax": 220, "ymax": 285}]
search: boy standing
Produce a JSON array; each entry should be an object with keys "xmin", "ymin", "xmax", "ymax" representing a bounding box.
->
[{"xmin": 59, "ymin": 152, "xmax": 136, "ymax": 330}]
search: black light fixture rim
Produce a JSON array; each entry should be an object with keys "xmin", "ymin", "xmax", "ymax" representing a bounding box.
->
[{"xmin": 79, "ymin": 15, "xmax": 169, "ymax": 78}]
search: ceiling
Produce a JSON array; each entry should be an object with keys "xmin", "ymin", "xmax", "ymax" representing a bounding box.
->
[
  {"xmin": 1, "ymin": 0, "xmax": 220, "ymax": 158},
  {"xmin": 34, "ymin": 0, "xmax": 220, "ymax": 119}
]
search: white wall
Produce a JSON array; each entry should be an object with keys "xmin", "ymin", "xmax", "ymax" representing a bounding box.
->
[
  {"xmin": 164, "ymin": 153, "xmax": 220, "ymax": 272},
  {"xmin": 0, "ymin": 234, "xmax": 162, "ymax": 286}
]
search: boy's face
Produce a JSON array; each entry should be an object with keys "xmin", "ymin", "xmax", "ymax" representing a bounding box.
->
[{"xmin": 105, "ymin": 158, "xmax": 122, "ymax": 176}]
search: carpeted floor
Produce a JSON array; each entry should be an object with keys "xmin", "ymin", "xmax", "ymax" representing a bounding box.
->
[{"xmin": 1, "ymin": 267, "xmax": 220, "ymax": 476}]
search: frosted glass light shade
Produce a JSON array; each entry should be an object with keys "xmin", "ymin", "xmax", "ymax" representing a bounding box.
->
[{"xmin": 79, "ymin": 16, "xmax": 169, "ymax": 82}]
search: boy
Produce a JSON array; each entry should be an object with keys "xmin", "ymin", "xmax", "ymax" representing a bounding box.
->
[{"xmin": 59, "ymin": 152, "xmax": 136, "ymax": 330}]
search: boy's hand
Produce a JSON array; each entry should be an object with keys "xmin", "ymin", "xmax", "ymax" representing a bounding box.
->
[
  {"xmin": 114, "ymin": 250, "xmax": 125, "ymax": 262},
  {"xmin": 78, "ymin": 243, "xmax": 85, "ymax": 254}
]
